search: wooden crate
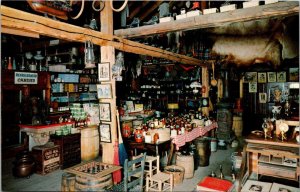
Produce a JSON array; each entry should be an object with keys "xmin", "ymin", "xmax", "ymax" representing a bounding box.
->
[{"xmin": 32, "ymin": 143, "xmax": 60, "ymax": 175}]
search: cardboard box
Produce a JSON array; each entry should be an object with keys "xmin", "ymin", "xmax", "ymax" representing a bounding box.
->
[
  {"xmin": 220, "ymin": 4, "xmax": 236, "ymax": 12},
  {"xmin": 186, "ymin": 10, "xmax": 202, "ymax": 17},
  {"xmin": 265, "ymin": 0, "xmax": 278, "ymax": 5},
  {"xmin": 32, "ymin": 143, "xmax": 60, "ymax": 175},
  {"xmin": 160, "ymin": 17, "xmax": 174, "ymax": 23},
  {"xmin": 243, "ymin": 1, "xmax": 260, "ymax": 8},
  {"xmin": 176, "ymin": 14, "xmax": 187, "ymax": 20},
  {"xmin": 203, "ymin": 8, "xmax": 218, "ymax": 15}
]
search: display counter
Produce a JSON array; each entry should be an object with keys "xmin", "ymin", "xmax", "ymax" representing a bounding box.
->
[{"xmin": 19, "ymin": 122, "xmax": 73, "ymax": 150}]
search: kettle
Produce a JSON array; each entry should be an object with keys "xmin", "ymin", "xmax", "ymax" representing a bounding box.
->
[{"xmin": 272, "ymin": 106, "xmax": 282, "ymax": 114}]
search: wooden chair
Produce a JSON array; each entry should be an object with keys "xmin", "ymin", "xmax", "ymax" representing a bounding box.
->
[
  {"xmin": 145, "ymin": 156, "xmax": 173, "ymax": 191},
  {"xmin": 109, "ymin": 153, "xmax": 146, "ymax": 192}
]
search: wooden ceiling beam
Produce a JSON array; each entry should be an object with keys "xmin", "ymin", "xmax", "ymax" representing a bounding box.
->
[
  {"xmin": 140, "ymin": 1, "xmax": 162, "ymax": 21},
  {"xmin": 2, "ymin": 27, "xmax": 40, "ymax": 38},
  {"xmin": 128, "ymin": 1, "xmax": 151, "ymax": 21},
  {"xmin": 1, "ymin": 5, "xmax": 204, "ymax": 66},
  {"xmin": 114, "ymin": 1, "xmax": 299, "ymax": 38}
]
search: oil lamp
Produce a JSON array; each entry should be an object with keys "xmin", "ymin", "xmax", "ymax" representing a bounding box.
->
[{"xmin": 84, "ymin": 40, "xmax": 96, "ymax": 69}]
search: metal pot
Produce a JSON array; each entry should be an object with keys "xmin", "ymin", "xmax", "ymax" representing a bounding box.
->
[{"xmin": 13, "ymin": 161, "xmax": 35, "ymax": 178}]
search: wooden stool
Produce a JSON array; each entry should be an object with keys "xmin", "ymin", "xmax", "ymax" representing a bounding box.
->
[{"xmin": 145, "ymin": 155, "xmax": 159, "ymax": 177}]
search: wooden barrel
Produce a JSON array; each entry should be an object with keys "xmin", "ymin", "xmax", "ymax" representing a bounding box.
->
[
  {"xmin": 81, "ymin": 127, "xmax": 99, "ymax": 161},
  {"xmin": 61, "ymin": 173, "xmax": 76, "ymax": 192},
  {"xmin": 232, "ymin": 116, "xmax": 243, "ymax": 137},
  {"xmin": 176, "ymin": 154, "xmax": 194, "ymax": 179},
  {"xmin": 195, "ymin": 138, "xmax": 210, "ymax": 167},
  {"xmin": 164, "ymin": 165, "xmax": 185, "ymax": 186},
  {"xmin": 75, "ymin": 174, "xmax": 112, "ymax": 191}
]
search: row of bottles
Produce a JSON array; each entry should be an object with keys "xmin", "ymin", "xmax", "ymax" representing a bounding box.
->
[
  {"xmin": 2, "ymin": 56, "xmax": 48, "ymax": 71},
  {"xmin": 122, "ymin": 111, "xmax": 209, "ymax": 141}
]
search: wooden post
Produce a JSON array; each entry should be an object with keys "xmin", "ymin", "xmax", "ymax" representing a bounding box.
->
[
  {"xmin": 202, "ymin": 67, "xmax": 209, "ymax": 116},
  {"xmin": 100, "ymin": 4, "xmax": 117, "ymax": 164}
]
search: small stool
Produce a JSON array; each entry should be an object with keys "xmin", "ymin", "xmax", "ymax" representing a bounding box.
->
[{"xmin": 145, "ymin": 155, "xmax": 159, "ymax": 177}]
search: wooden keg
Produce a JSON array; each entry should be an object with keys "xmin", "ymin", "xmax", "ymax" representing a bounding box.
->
[
  {"xmin": 75, "ymin": 174, "xmax": 112, "ymax": 191},
  {"xmin": 81, "ymin": 127, "xmax": 99, "ymax": 161},
  {"xmin": 164, "ymin": 165, "xmax": 185, "ymax": 186},
  {"xmin": 195, "ymin": 138, "xmax": 210, "ymax": 167},
  {"xmin": 61, "ymin": 172, "xmax": 76, "ymax": 192},
  {"xmin": 176, "ymin": 154, "xmax": 194, "ymax": 179},
  {"xmin": 232, "ymin": 116, "xmax": 243, "ymax": 137}
]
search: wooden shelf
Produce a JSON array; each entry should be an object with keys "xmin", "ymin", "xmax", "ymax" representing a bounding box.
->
[
  {"xmin": 246, "ymin": 136, "xmax": 300, "ymax": 182},
  {"xmin": 114, "ymin": 1, "xmax": 299, "ymax": 38}
]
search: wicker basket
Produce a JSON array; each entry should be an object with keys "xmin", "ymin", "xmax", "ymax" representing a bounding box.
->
[{"xmin": 164, "ymin": 165, "xmax": 185, "ymax": 186}]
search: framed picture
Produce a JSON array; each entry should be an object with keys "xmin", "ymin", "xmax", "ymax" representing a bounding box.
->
[
  {"xmin": 289, "ymin": 68, "xmax": 299, "ymax": 82},
  {"xmin": 244, "ymin": 72, "xmax": 257, "ymax": 83},
  {"xmin": 257, "ymin": 72, "xmax": 267, "ymax": 83},
  {"xmin": 98, "ymin": 62, "xmax": 110, "ymax": 81},
  {"xmin": 99, "ymin": 124, "xmax": 111, "ymax": 143},
  {"xmin": 270, "ymin": 182, "xmax": 299, "ymax": 192},
  {"xmin": 259, "ymin": 93, "xmax": 267, "ymax": 103},
  {"xmin": 241, "ymin": 180, "xmax": 272, "ymax": 192},
  {"xmin": 97, "ymin": 84, "xmax": 112, "ymax": 99},
  {"xmin": 99, "ymin": 103, "xmax": 111, "ymax": 122},
  {"xmin": 267, "ymin": 72, "xmax": 276, "ymax": 83},
  {"xmin": 277, "ymin": 71, "xmax": 286, "ymax": 82},
  {"xmin": 249, "ymin": 82, "xmax": 257, "ymax": 93}
]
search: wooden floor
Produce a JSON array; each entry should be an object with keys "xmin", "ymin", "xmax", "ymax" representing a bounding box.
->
[{"xmin": 1, "ymin": 146, "xmax": 236, "ymax": 191}]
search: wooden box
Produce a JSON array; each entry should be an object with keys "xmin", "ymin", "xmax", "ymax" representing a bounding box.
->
[
  {"xmin": 50, "ymin": 133, "xmax": 81, "ymax": 169},
  {"xmin": 32, "ymin": 143, "xmax": 60, "ymax": 175}
]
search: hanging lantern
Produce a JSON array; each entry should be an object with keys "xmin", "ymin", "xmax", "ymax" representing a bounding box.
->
[{"xmin": 84, "ymin": 40, "xmax": 96, "ymax": 69}]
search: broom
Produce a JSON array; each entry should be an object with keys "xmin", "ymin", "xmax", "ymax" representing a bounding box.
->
[{"xmin": 116, "ymin": 109, "xmax": 128, "ymax": 166}]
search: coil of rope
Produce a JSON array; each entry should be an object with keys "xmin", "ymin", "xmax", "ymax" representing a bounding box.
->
[{"xmin": 70, "ymin": 0, "xmax": 127, "ymax": 19}]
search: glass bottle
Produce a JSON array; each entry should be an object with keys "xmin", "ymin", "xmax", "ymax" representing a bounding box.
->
[
  {"xmin": 12, "ymin": 57, "xmax": 17, "ymax": 70},
  {"xmin": 7, "ymin": 57, "xmax": 13, "ymax": 70}
]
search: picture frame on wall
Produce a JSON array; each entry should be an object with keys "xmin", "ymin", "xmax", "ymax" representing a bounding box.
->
[
  {"xmin": 99, "ymin": 103, "xmax": 111, "ymax": 122},
  {"xmin": 98, "ymin": 62, "xmax": 110, "ymax": 81},
  {"xmin": 99, "ymin": 124, "xmax": 111, "ymax": 143},
  {"xmin": 244, "ymin": 72, "xmax": 257, "ymax": 83},
  {"xmin": 289, "ymin": 68, "xmax": 299, "ymax": 82},
  {"xmin": 267, "ymin": 72, "xmax": 276, "ymax": 83},
  {"xmin": 277, "ymin": 71, "xmax": 286, "ymax": 82},
  {"xmin": 257, "ymin": 72, "xmax": 267, "ymax": 83},
  {"xmin": 259, "ymin": 93, "xmax": 267, "ymax": 103},
  {"xmin": 249, "ymin": 82, "xmax": 257, "ymax": 93},
  {"xmin": 97, "ymin": 84, "xmax": 112, "ymax": 99}
]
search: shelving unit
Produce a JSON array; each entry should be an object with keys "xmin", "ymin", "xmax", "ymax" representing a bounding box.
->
[
  {"xmin": 50, "ymin": 72, "xmax": 98, "ymax": 113},
  {"xmin": 246, "ymin": 135, "xmax": 300, "ymax": 182}
]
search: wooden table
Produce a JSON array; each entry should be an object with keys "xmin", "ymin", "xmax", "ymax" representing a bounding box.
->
[
  {"xmin": 245, "ymin": 134, "xmax": 300, "ymax": 181},
  {"xmin": 123, "ymin": 138, "xmax": 171, "ymax": 157}
]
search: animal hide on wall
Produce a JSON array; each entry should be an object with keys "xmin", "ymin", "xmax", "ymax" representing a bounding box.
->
[
  {"xmin": 209, "ymin": 16, "xmax": 299, "ymax": 68},
  {"xmin": 212, "ymin": 35, "xmax": 281, "ymax": 68}
]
